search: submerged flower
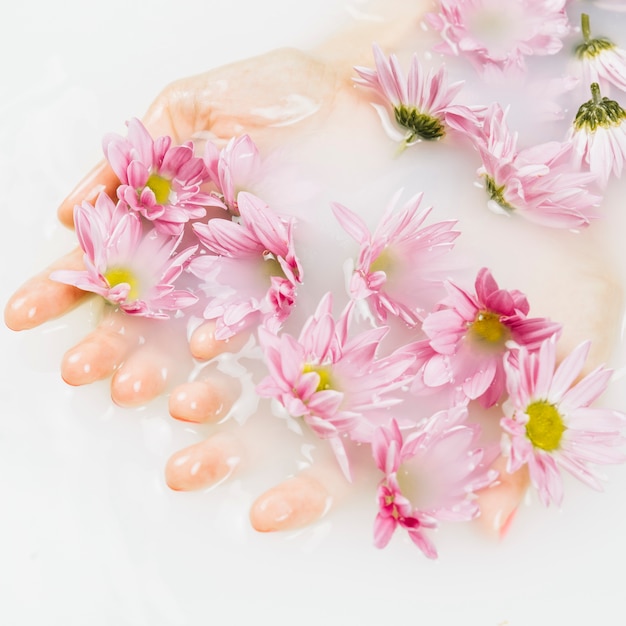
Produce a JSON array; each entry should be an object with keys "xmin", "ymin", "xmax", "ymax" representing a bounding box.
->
[
  {"xmin": 426, "ymin": 0, "xmax": 570, "ymax": 76},
  {"xmin": 256, "ymin": 293, "xmax": 415, "ymax": 479},
  {"xmin": 372, "ymin": 409, "xmax": 497, "ymax": 556},
  {"xmin": 50, "ymin": 193, "xmax": 198, "ymax": 317},
  {"xmin": 472, "ymin": 103, "xmax": 600, "ymax": 228},
  {"xmin": 189, "ymin": 192, "xmax": 302, "ymax": 339},
  {"xmin": 353, "ymin": 44, "xmax": 481, "ymax": 148},
  {"xmin": 103, "ymin": 118, "xmax": 214, "ymax": 235},
  {"xmin": 568, "ymin": 82, "xmax": 626, "ymax": 186},
  {"xmin": 573, "ymin": 13, "xmax": 626, "ymax": 94},
  {"xmin": 415, "ymin": 267, "xmax": 561, "ymax": 407},
  {"xmin": 332, "ymin": 191, "xmax": 459, "ymax": 326},
  {"xmin": 501, "ymin": 338, "xmax": 626, "ymax": 506}
]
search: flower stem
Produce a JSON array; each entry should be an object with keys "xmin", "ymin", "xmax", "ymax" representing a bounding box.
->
[
  {"xmin": 591, "ymin": 82, "xmax": 601, "ymax": 105},
  {"xmin": 581, "ymin": 13, "xmax": 590, "ymax": 43}
]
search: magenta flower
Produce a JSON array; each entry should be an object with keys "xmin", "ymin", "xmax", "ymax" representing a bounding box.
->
[
  {"xmin": 472, "ymin": 104, "xmax": 600, "ymax": 228},
  {"xmin": 332, "ymin": 191, "xmax": 459, "ymax": 326},
  {"xmin": 256, "ymin": 293, "xmax": 416, "ymax": 479},
  {"xmin": 103, "ymin": 118, "xmax": 214, "ymax": 235},
  {"xmin": 189, "ymin": 192, "xmax": 302, "ymax": 340},
  {"xmin": 568, "ymin": 82, "xmax": 626, "ymax": 187},
  {"xmin": 372, "ymin": 409, "xmax": 497, "ymax": 557},
  {"xmin": 50, "ymin": 193, "xmax": 198, "ymax": 318},
  {"xmin": 353, "ymin": 44, "xmax": 481, "ymax": 148},
  {"xmin": 416, "ymin": 267, "xmax": 561, "ymax": 407},
  {"xmin": 501, "ymin": 338, "xmax": 626, "ymax": 506},
  {"xmin": 425, "ymin": 0, "xmax": 570, "ymax": 76}
]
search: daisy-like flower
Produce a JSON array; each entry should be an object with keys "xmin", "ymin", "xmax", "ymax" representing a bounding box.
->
[
  {"xmin": 50, "ymin": 193, "xmax": 198, "ymax": 318},
  {"xmin": 574, "ymin": 13, "xmax": 626, "ymax": 94},
  {"xmin": 332, "ymin": 190, "xmax": 459, "ymax": 326},
  {"xmin": 353, "ymin": 44, "xmax": 481, "ymax": 148},
  {"xmin": 415, "ymin": 267, "xmax": 561, "ymax": 407},
  {"xmin": 256, "ymin": 293, "xmax": 416, "ymax": 479},
  {"xmin": 568, "ymin": 81, "xmax": 626, "ymax": 186},
  {"xmin": 103, "ymin": 118, "xmax": 215, "ymax": 235},
  {"xmin": 372, "ymin": 409, "xmax": 497, "ymax": 557},
  {"xmin": 500, "ymin": 337, "xmax": 626, "ymax": 506},
  {"xmin": 472, "ymin": 103, "xmax": 600, "ymax": 228},
  {"xmin": 189, "ymin": 191, "xmax": 302, "ymax": 340},
  {"xmin": 425, "ymin": 0, "xmax": 570, "ymax": 76}
]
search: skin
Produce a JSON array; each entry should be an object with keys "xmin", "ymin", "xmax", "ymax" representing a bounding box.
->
[{"xmin": 3, "ymin": 0, "xmax": 623, "ymax": 537}]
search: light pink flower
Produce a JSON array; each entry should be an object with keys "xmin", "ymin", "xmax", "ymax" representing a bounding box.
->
[
  {"xmin": 50, "ymin": 193, "xmax": 198, "ymax": 318},
  {"xmin": 189, "ymin": 192, "xmax": 302, "ymax": 340},
  {"xmin": 472, "ymin": 103, "xmax": 600, "ymax": 228},
  {"xmin": 425, "ymin": 0, "xmax": 571, "ymax": 76},
  {"xmin": 103, "ymin": 118, "xmax": 215, "ymax": 235},
  {"xmin": 332, "ymin": 191, "xmax": 459, "ymax": 326},
  {"xmin": 372, "ymin": 409, "xmax": 497, "ymax": 556},
  {"xmin": 256, "ymin": 293, "xmax": 416, "ymax": 479},
  {"xmin": 415, "ymin": 267, "xmax": 561, "ymax": 407},
  {"xmin": 568, "ymin": 82, "xmax": 626, "ymax": 187},
  {"xmin": 501, "ymin": 337, "xmax": 626, "ymax": 507},
  {"xmin": 353, "ymin": 44, "xmax": 482, "ymax": 147}
]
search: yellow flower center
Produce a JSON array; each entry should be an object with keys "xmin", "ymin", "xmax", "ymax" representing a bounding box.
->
[
  {"xmin": 468, "ymin": 310, "xmax": 510, "ymax": 348},
  {"xmin": 104, "ymin": 267, "xmax": 140, "ymax": 300},
  {"xmin": 525, "ymin": 400, "xmax": 566, "ymax": 452},
  {"xmin": 145, "ymin": 173, "xmax": 172, "ymax": 205},
  {"xmin": 369, "ymin": 248, "xmax": 393, "ymax": 274},
  {"xmin": 302, "ymin": 363, "xmax": 335, "ymax": 392}
]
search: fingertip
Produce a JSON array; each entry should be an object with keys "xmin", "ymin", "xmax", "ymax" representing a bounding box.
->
[
  {"xmin": 168, "ymin": 380, "xmax": 234, "ymax": 424},
  {"xmin": 189, "ymin": 321, "xmax": 248, "ymax": 361},
  {"xmin": 110, "ymin": 349, "xmax": 169, "ymax": 407}
]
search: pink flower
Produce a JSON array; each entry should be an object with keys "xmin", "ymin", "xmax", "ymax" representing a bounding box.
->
[
  {"xmin": 472, "ymin": 103, "xmax": 600, "ymax": 228},
  {"xmin": 50, "ymin": 193, "xmax": 198, "ymax": 318},
  {"xmin": 501, "ymin": 338, "xmax": 626, "ymax": 507},
  {"xmin": 189, "ymin": 192, "xmax": 302, "ymax": 340},
  {"xmin": 425, "ymin": 0, "xmax": 571, "ymax": 76},
  {"xmin": 103, "ymin": 118, "xmax": 215, "ymax": 235},
  {"xmin": 332, "ymin": 191, "xmax": 459, "ymax": 326},
  {"xmin": 256, "ymin": 293, "xmax": 416, "ymax": 479},
  {"xmin": 415, "ymin": 267, "xmax": 561, "ymax": 407},
  {"xmin": 353, "ymin": 44, "xmax": 481, "ymax": 147},
  {"xmin": 568, "ymin": 82, "xmax": 626, "ymax": 187},
  {"xmin": 372, "ymin": 409, "xmax": 497, "ymax": 556}
]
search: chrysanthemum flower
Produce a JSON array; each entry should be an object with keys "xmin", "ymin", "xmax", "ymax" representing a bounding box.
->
[
  {"xmin": 50, "ymin": 193, "xmax": 198, "ymax": 318},
  {"xmin": 415, "ymin": 267, "xmax": 561, "ymax": 407},
  {"xmin": 189, "ymin": 192, "xmax": 302, "ymax": 340},
  {"xmin": 472, "ymin": 103, "xmax": 600, "ymax": 228},
  {"xmin": 372, "ymin": 409, "xmax": 497, "ymax": 557},
  {"xmin": 256, "ymin": 293, "xmax": 416, "ymax": 479},
  {"xmin": 103, "ymin": 118, "xmax": 214, "ymax": 235},
  {"xmin": 568, "ymin": 82, "xmax": 626, "ymax": 186},
  {"xmin": 573, "ymin": 13, "xmax": 626, "ymax": 94},
  {"xmin": 500, "ymin": 338, "xmax": 626, "ymax": 506},
  {"xmin": 425, "ymin": 0, "xmax": 570, "ymax": 76},
  {"xmin": 353, "ymin": 44, "xmax": 481, "ymax": 148},
  {"xmin": 332, "ymin": 191, "xmax": 459, "ymax": 326}
]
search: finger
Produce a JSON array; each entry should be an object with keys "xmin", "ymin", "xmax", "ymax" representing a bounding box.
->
[
  {"xmin": 168, "ymin": 377, "xmax": 236, "ymax": 424},
  {"xmin": 4, "ymin": 248, "xmax": 87, "ymax": 331},
  {"xmin": 189, "ymin": 321, "xmax": 248, "ymax": 361},
  {"xmin": 475, "ymin": 455, "xmax": 530, "ymax": 539},
  {"xmin": 57, "ymin": 160, "xmax": 119, "ymax": 228},
  {"xmin": 249, "ymin": 474, "xmax": 331, "ymax": 533},
  {"xmin": 165, "ymin": 432, "xmax": 243, "ymax": 491}
]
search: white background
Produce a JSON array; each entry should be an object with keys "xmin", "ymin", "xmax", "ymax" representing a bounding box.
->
[{"xmin": 2, "ymin": 1, "xmax": 626, "ymax": 625}]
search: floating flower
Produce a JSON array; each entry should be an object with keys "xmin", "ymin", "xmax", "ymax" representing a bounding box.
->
[
  {"xmin": 568, "ymin": 82, "xmax": 626, "ymax": 187},
  {"xmin": 103, "ymin": 118, "xmax": 215, "ymax": 235},
  {"xmin": 574, "ymin": 13, "xmax": 626, "ymax": 94},
  {"xmin": 500, "ymin": 338, "xmax": 626, "ymax": 506},
  {"xmin": 50, "ymin": 193, "xmax": 198, "ymax": 318},
  {"xmin": 372, "ymin": 409, "xmax": 497, "ymax": 556},
  {"xmin": 425, "ymin": 0, "xmax": 570, "ymax": 76},
  {"xmin": 189, "ymin": 192, "xmax": 302, "ymax": 339},
  {"xmin": 332, "ymin": 191, "xmax": 459, "ymax": 326},
  {"xmin": 353, "ymin": 44, "xmax": 481, "ymax": 148},
  {"xmin": 256, "ymin": 293, "xmax": 416, "ymax": 479},
  {"xmin": 415, "ymin": 267, "xmax": 561, "ymax": 407},
  {"xmin": 472, "ymin": 103, "xmax": 600, "ymax": 228}
]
